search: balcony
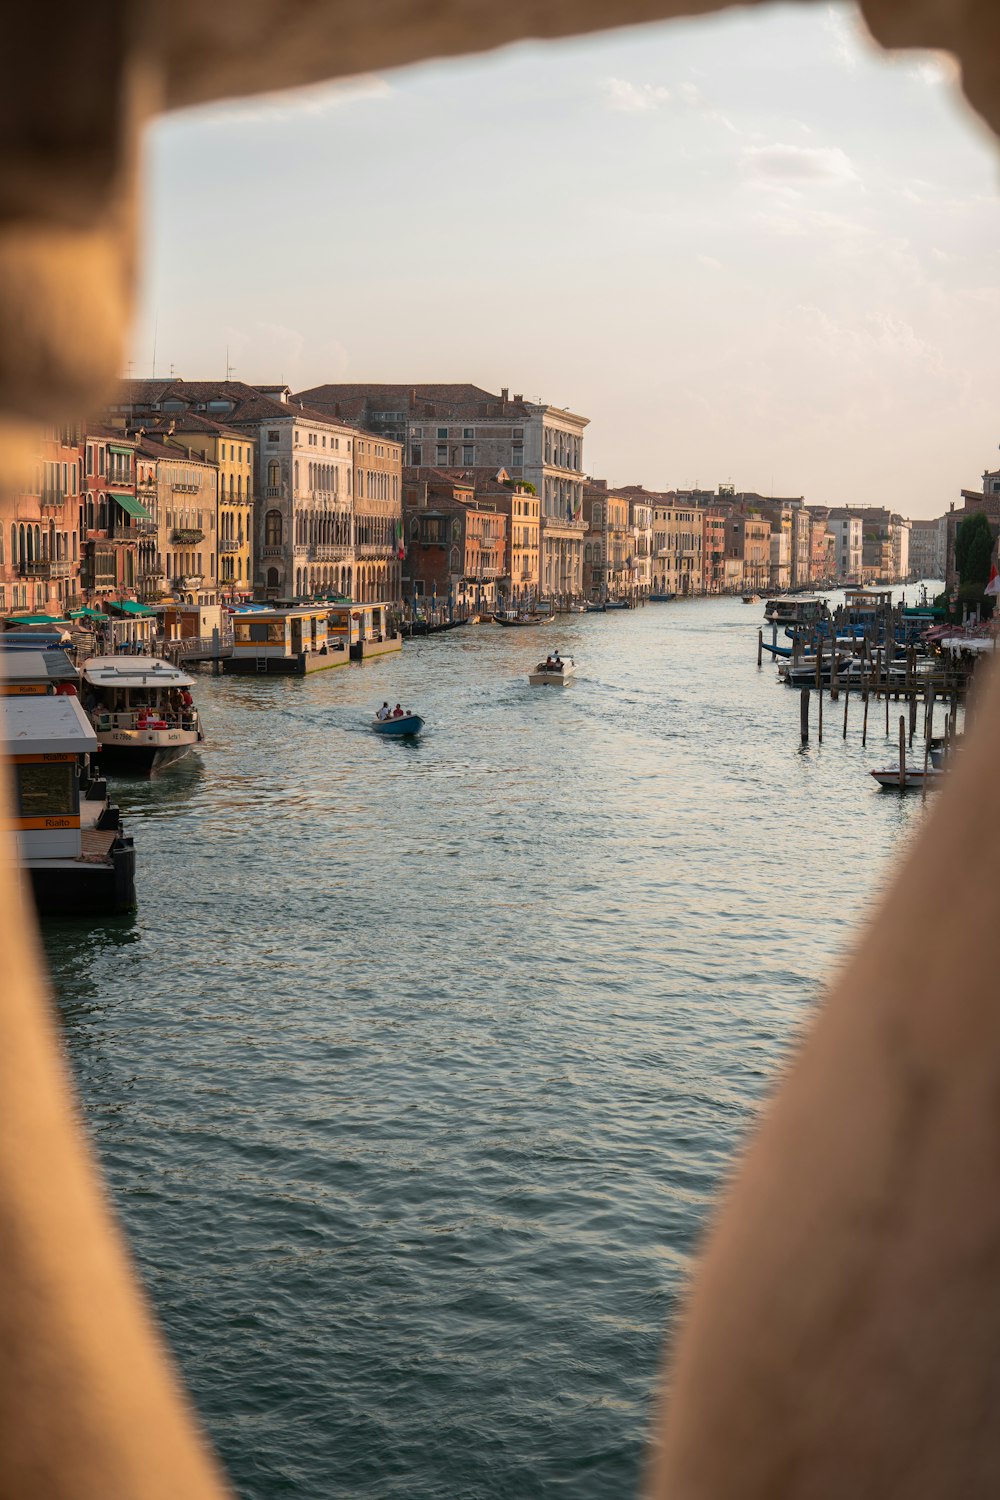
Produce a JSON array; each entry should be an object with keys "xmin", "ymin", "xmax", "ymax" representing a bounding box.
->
[
  {"xmin": 356, "ymin": 543, "xmax": 394, "ymax": 559},
  {"xmin": 309, "ymin": 544, "xmax": 350, "ymax": 562},
  {"xmin": 219, "ymin": 539, "xmax": 243, "ymax": 553},
  {"xmin": 113, "ymin": 520, "xmax": 157, "ymax": 539},
  {"xmin": 261, "ymin": 545, "xmax": 284, "ymax": 559},
  {"xmin": 19, "ymin": 561, "xmax": 51, "ymax": 578},
  {"xmin": 264, "ymin": 486, "xmax": 286, "ymax": 499},
  {"xmin": 172, "ymin": 483, "xmax": 200, "ymax": 494},
  {"xmin": 40, "ymin": 491, "xmax": 67, "ymax": 511},
  {"xmin": 171, "ymin": 528, "xmax": 204, "ymax": 544}
]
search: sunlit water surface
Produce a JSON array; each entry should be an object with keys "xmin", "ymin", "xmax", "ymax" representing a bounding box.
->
[{"xmin": 45, "ymin": 596, "xmax": 928, "ymax": 1499}]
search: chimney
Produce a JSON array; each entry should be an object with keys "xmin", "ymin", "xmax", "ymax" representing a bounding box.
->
[
  {"xmin": 500, "ymin": 387, "xmax": 509, "ymax": 402},
  {"xmin": 512, "ymin": 393, "xmax": 522, "ymax": 403}
]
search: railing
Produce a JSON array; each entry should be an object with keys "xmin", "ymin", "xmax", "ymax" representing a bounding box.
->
[
  {"xmin": 356, "ymin": 543, "xmax": 395, "ymax": 558},
  {"xmin": 171, "ymin": 529, "xmax": 204, "ymax": 543},
  {"xmin": 172, "ymin": 483, "xmax": 200, "ymax": 494},
  {"xmin": 93, "ymin": 709, "xmax": 201, "ymax": 732},
  {"xmin": 219, "ymin": 539, "xmax": 242, "ymax": 553},
  {"xmin": 163, "ymin": 630, "xmax": 234, "ymax": 663},
  {"xmin": 113, "ymin": 520, "xmax": 157, "ymax": 539},
  {"xmin": 40, "ymin": 492, "xmax": 66, "ymax": 510},
  {"xmin": 261, "ymin": 545, "xmax": 284, "ymax": 559},
  {"xmin": 48, "ymin": 560, "xmax": 71, "ymax": 578},
  {"xmin": 264, "ymin": 486, "xmax": 286, "ymax": 499},
  {"xmin": 310, "ymin": 544, "xmax": 350, "ymax": 561},
  {"xmin": 19, "ymin": 561, "xmax": 51, "ymax": 578}
]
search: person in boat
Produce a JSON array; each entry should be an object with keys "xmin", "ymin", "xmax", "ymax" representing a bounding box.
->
[
  {"xmin": 376, "ymin": 702, "xmax": 390, "ymax": 721},
  {"xmin": 392, "ymin": 704, "xmax": 405, "ymax": 718}
]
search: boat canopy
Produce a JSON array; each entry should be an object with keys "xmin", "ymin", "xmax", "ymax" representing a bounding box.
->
[
  {"xmin": 68, "ymin": 607, "xmax": 107, "ymax": 621},
  {"xmin": 1, "ymin": 649, "xmax": 79, "ymax": 686},
  {"xmin": 0, "ymin": 694, "xmax": 97, "ymax": 754},
  {"xmin": 82, "ymin": 656, "xmax": 195, "ymax": 689}
]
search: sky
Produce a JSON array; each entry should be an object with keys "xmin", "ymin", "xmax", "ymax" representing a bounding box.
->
[{"xmin": 131, "ymin": 2, "xmax": 1000, "ymax": 518}]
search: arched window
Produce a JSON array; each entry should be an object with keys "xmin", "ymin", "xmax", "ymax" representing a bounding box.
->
[
  {"xmin": 9, "ymin": 526, "xmax": 15, "ymax": 566},
  {"xmin": 229, "ymin": 473, "xmax": 235, "ymax": 499},
  {"xmin": 265, "ymin": 510, "xmax": 282, "ymax": 546},
  {"xmin": 267, "ymin": 460, "xmax": 280, "ymax": 489},
  {"xmin": 294, "ymin": 461, "xmax": 299, "ymax": 490},
  {"xmin": 24, "ymin": 525, "xmax": 33, "ymax": 563}
]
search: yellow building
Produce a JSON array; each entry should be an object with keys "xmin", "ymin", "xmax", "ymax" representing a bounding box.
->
[{"xmin": 154, "ymin": 416, "xmax": 254, "ymax": 600}]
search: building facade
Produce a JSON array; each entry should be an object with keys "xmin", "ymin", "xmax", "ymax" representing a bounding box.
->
[
  {"xmin": 0, "ymin": 425, "xmax": 84, "ymax": 617},
  {"xmin": 401, "ymin": 470, "xmax": 506, "ymax": 612},
  {"xmin": 908, "ymin": 516, "xmax": 947, "ymax": 581},
  {"xmin": 353, "ymin": 433, "xmax": 403, "ymax": 603},
  {"xmin": 826, "ymin": 510, "xmax": 864, "ymax": 583}
]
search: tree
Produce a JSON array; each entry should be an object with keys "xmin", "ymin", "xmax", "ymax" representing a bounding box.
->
[
  {"xmin": 953, "ymin": 510, "xmax": 995, "ymax": 616},
  {"xmin": 955, "ymin": 510, "xmax": 993, "ymax": 586}
]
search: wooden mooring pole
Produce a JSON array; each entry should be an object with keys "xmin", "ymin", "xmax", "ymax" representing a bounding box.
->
[
  {"xmin": 757, "ymin": 627, "xmax": 763, "ymax": 668},
  {"xmin": 842, "ymin": 678, "xmax": 850, "ymax": 739},
  {"xmin": 898, "ymin": 715, "xmax": 906, "ymax": 790},
  {"xmin": 862, "ymin": 690, "xmax": 869, "ymax": 748},
  {"xmin": 800, "ymin": 686, "xmax": 809, "ymax": 745},
  {"xmin": 818, "ymin": 679, "xmax": 824, "ymax": 742}
]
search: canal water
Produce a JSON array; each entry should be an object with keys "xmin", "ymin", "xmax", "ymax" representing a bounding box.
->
[{"xmin": 44, "ymin": 596, "xmax": 929, "ymax": 1499}]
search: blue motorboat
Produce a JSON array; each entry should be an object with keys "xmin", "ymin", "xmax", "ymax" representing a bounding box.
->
[{"xmin": 372, "ymin": 712, "xmax": 424, "ymax": 737}]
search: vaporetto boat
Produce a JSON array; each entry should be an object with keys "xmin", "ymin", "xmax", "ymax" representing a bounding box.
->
[{"xmin": 82, "ymin": 656, "xmax": 205, "ymax": 773}]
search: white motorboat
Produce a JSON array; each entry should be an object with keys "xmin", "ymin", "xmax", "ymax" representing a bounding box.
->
[
  {"xmin": 529, "ymin": 654, "xmax": 575, "ymax": 687},
  {"xmin": 82, "ymin": 655, "xmax": 204, "ymax": 773}
]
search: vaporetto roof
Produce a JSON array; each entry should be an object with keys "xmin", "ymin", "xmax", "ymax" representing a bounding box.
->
[{"xmin": 82, "ymin": 656, "xmax": 195, "ymax": 689}]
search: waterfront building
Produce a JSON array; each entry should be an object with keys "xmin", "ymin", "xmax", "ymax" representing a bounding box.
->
[
  {"xmin": 133, "ymin": 445, "xmax": 162, "ymax": 602},
  {"xmin": 583, "ymin": 480, "xmax": 632, "ymax": 600},
  {"xmin": 402, "ymin": 469, "xmax": 507, "ymax": 613},
  {"xmin": 0, "ymin": 425, "xmax": 84, "ymax": 617},
  {"xmin": 81, "ymin": 429, "xmax": 149, "ymax": 607},
  {"xmin": 726, "ymin": 513, "xmax": 770, "ymax": 592},
  {"xmin": 790, "ymin": 503, "xmax": 812, "ymax": 589},
  {"xmin": 140, "ymin": 415, "xmax": 254, "ymax": 602},
  {"xmin": 629, "ymin": 495, "xmax": 653, "ymax": 597},
  {"xmin": 908, "ymin": 516, "xmax": 947, "ymax": 581},
  {"xmin": 650, "ymin": 495, "xmax": 704, "ymax": 597},
  {"xmin": 701, "ymin": 508, "xmax": 727, "ymax": 594},
  {"xmin": 944, "ymin": 483, "xmax": 1000, "ymax": 591},
  {"xmin": 115, "ymin": 380, "xmax": 400, "ymax": 604},
  {"xmin": 826, "ymin": 509, "xmax": 864, "ymax": 582},
  {"xmin": 353, "ymin": 432, "xmax": 403, "ymax": 604},
  {"xmin": 135, "ymin": 435, "xmax": 217, "ymax": 607},
  {"xmin": 292, "ymin": 383, "xmax": 588, "ymax": 605},
  {"xmin": 473, "ymin": 470, "xmax": 540, "ymax": 607},
  {"xmin": 805, "ymin": 506, "xmax": 833, "ymax": 585}
]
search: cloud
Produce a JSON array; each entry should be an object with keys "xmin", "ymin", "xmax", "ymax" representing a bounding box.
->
[
  {"xmin": 742, "ymin": 143, "xmax": 860, "ymax": 185},
  {"xmin": 698, "ymin": 254, "xmax": 723, "ymax": 270},
  {"xmin": 603, "ymin": 77, "xmax": 671, "ymax": 113}
]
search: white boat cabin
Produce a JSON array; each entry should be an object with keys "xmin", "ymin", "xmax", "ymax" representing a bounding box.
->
[{"xmin": 1, "ymin": 694, "xmax": 97, "ymax": 859}]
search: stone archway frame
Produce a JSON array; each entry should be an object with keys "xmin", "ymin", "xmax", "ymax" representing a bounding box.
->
[{"xmin": 0, "ymin": 6, "xmax": 998, "ymax": 1500}]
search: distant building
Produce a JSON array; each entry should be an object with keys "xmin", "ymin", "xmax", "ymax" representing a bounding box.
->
[
  {"xmin": 583, "ymin": 480, "xmax": 633, "ymax": 600},
  {"xmin": 908, "ymin": 517, "xmax": 947, "ymax": 581},
  {"xmin": 401, "ymin": 469, "xmax": 506, "ymax": 613},
  {"xmin": 0, "ymin": 425, "xmax": 84, "ymax": 617},
  {"xmin": 474, "ymin": 470, "xmax": 540, "ymax": 608},
  {"xmin": 629, "ymin": 495, "xmax": 653, "ymax": 597},
  {"xmin": 726, "ymin": 513, "xmax": 770, "ymax": 593},
  {"xmin": 826, "ymin": 509, "xmax": 864, "ymax": 583},
  {"xmin": 701, "ymin": 508, "xmax": 728, "ymax": 594},
  {"xmin": 293, "ymin": 383, "xmax": 587, "ymax": 604}
]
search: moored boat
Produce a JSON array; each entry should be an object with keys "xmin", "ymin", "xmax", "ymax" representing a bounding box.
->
[
  {"xmin": 764, "ymin": 595, "xmax": 828, "ymax": 628},
  {"xmin": 870, "ymin": 765, "xmax": 945, "ymax": 791},
  {"xmin": 372, "ymin": 712, "xmax": 424, "ymax": 737},
  {"xmin": 82, "ymin": 656, "xmax": 204, "ymax": 773},
  {"xmin": 1, "ymin": 691, "xmax": 136, "ymax": 915},
  {"xmin": 493, "ymin": 609, "xmax": 555, "ymax": 627},
  {"xmin": 648, "ymin": 592, "xmax": 677, "ymax": 603}
]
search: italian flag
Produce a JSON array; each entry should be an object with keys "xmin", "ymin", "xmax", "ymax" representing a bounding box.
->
[{"xmin": 395, "ymin": 518, "xmax": 405, "ymax": 560}]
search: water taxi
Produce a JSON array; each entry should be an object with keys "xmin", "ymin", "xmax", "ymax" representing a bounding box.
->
[
  {"xmin": 372, "ymin": 711, "xmax": 424, "ymax": 737},
  {"xmin": 82, "ymin": 656, "xmax": 204, "ymax": 773},
  {"xmin": 529, "ymin": 655, "xmax": 575, "ymax": 686},
  {"xmin": 1, "ymin": 690, "xmax": 136, "ymax": 914}
]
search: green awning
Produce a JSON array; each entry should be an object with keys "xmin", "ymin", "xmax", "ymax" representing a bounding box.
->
[
  {"xmin": 7, "ymin": 614, "xmax": 64, "ymax": 627},
  {"xmin": 69, "ymin": 607, "xmax": 106, "ymax": 621},
  {"xmin": 106, "ymin": 600, "xmax": 156, "ymax": 617},
  {"xmin": 109, "ymin": 444, "xmax": 134, "ymax": 456},
  {"xmin": 111, "ymin": 494, "xmax": 152, "ymax": 520}
]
